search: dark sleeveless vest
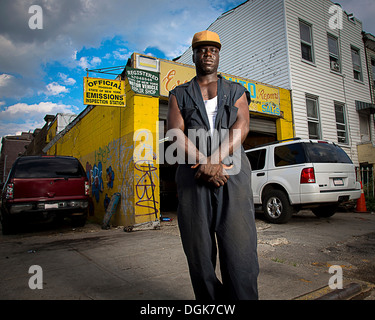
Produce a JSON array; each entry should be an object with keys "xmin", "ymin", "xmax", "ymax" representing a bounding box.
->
[{"xmin": 169, "ymin": 75, "xmax": 251, "ymax": 163}]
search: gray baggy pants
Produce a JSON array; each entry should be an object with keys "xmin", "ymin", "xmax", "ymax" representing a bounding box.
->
[{"xmin": 176, "ymin": 154, "xmax": 259, "ymax": 300}]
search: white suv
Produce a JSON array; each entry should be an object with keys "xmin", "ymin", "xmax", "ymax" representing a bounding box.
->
[{"xmin": 245, "ymin": 138, "xmax": 361, "ymax": 223}]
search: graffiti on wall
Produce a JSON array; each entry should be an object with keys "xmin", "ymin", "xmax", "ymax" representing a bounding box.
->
[
  {"xmin": 95, "ymin": 145, "xmax": 110, "ymax": 166},
  {"xmin": 84, "ymin": 137, "xmax": 135, "ymax": 221},
  {"xmin": 86, "ymin": 161, "xmax": 105, "ymax": 203},
  {"xmin": 133, "ymin": 129, "xmax": 158, "ymax": 218},
  {"xmin": 106, "ymin": 166, "xmax": 115, "ymax": 189},
  {"xmin": 134, "ymin": 161, "xmax": 158, "ymax": 218},
  {"xmin": 84, "ymin": 131, "xmax": 159, "ymax": 221},
  {"xmin": 92, "ymin": 162, "xmax": 104, "ymax": 202}
]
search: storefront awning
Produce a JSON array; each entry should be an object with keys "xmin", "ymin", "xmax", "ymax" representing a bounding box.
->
[{"xmin": 356, "ymin": 100, "xmax": 375, "ymax": 114}]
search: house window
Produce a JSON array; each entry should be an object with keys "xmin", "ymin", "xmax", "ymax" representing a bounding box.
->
[
  {"xmin": 351, "ymin": 46, "xmax": 362, "ymax": 81},
  {"xmin": 334, "ymin": 103, "xmax": 347, "ymax": 144},
  {"xmin": 306, "ymin": 95, "xmax": 321, "ymax": 139},
  {"xmin": 371, "ymin": 59, "xmax": 375, "ymax": 87},
  {"xmin": 328, "ymin": 34, "xmax": 340, "ymax": 72},
  {"xmin": 299, "ymin": 20, "xmax": 314, "ymax": 63}
]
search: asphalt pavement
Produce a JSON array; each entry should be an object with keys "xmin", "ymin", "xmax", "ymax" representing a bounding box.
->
[{"xmin": 0, "ymin": 210, "xmax": 374, "ymax": 302}]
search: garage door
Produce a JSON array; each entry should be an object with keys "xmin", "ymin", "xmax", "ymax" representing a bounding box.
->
[{"xmin": 250, "ymin": 116, "xmax": 276, "ymax": 134}]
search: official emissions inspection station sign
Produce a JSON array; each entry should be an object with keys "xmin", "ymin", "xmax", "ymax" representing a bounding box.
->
[{"xmin": 84, "ymin": 77, "xmax": 125, "ymax": 107}]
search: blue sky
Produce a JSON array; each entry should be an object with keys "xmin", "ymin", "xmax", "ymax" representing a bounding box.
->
[{"xmin": 0, "ymin": 0, "xmax": 374, "ymax": 143}]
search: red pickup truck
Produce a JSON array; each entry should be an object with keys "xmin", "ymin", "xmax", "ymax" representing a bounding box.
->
[{"xmin": 1, "ymin": 156, "xmax": 90, "ymax": 234}]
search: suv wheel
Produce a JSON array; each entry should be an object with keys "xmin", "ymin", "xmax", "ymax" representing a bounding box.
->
[
  {"xmin": 262, "ymin": 189, "xmax": 293, "ymax": 224},
  {"xmin": 311, "ymin": 204, "xmax": 338, "ymax": 218}
]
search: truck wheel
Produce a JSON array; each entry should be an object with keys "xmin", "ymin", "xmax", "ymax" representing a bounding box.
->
[
  {"xmin": 262, "ymin": 189, "xmax": 293, "ymax": 224},
  {"xmin": 71, "ymin": 215, "xmax": 87, "ymax": 228},
  {"xmin": 312, "ymin": 204, "xmax": 338, "ymax": 218},
  {"xmin": 1, "ymin": 213, "xmax": 16, "ymax": 235}
]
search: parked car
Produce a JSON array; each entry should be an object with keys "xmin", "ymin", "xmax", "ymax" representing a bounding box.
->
[
  {"xmin": 245, "ymin": 138, "xmax": 361, "ymax": 224},
  {"xmin": 1, "ymin": 156, "xmax": 90, "ymax": 234}
]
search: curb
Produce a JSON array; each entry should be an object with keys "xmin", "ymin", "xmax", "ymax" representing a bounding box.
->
[
  {"xmin": 315, "ymin": 283, "xmax": 362, "ymax": 300},
  {"xmin": 294, "ymin": 281, "xmax": 375, "ymax": 300}
]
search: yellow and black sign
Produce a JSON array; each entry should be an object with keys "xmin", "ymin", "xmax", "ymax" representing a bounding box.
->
[{"xmin": 84, "ymin": 77, "xmax": 125, "ymax": 107}]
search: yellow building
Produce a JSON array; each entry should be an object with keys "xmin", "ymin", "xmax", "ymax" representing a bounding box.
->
[{"xmin": 43, "ymin": 53, "xmax": 294, "ymax": 229}]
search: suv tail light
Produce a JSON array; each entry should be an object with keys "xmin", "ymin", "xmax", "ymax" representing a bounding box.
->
[
  {"xmin": 84, "ymin": 181, "xmax": 90, "ymax": 196},
  {"xmin": 6, "ymin": 183, "xmax": 14, "ymax": 199},
  {"xmin": 300, "ymin": 168, "xmax": 315, "ymax": 183}
]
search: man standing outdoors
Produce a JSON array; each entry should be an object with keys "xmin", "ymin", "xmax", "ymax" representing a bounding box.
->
[{"xmin": 167, "ymin": 30, "xmax": 259, "ymax": 300}]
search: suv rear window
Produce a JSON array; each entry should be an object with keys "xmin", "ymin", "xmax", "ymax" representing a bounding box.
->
[
  {"xmin": 274, "ymin": 144, "xmax": 306, "ymax": 167},
  {"xmin": 13, "ymin": 157, "xmax": 86, "ymax": 179},
  {"xmin": 304, "ymin": 143, "xmax": 352, "ymax": 163}
]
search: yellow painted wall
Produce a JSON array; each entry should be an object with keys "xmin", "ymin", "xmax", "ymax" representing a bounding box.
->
[
  {"xmin": 357, "ymin": 143, "xmax": 375, "ymax": 165},
  {"xmin": 276, "ymin": 88, "xmax": 294, "ymax": 140},
  {"xmin": 46, "ymin": 119, "xmax": 57, "ymax": 144},
  {"xmin": 125, "ymin": 79, "xmax": 160, "ymax": 228},
  {"xmin": 46, "ymin": 81, "xmax": 160, "ymax": 229}
]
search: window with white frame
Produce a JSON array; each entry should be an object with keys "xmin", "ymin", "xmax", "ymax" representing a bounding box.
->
[
  {"xmin": 351, "ymin": 46, "xmax": 362, "ymax": 81},
  {"xmin": 328, "ymin": 34, "xmax": 341, "ymax": 72},
  {"xmin": 334, "ymin": 102, "xmax": 348, "ymax": 144},
  {"xmin": 306, "ymin": 95, "xmax": 321, "ymax": 139},
  {"xmin": 299, "ymin": 20, "xmax": 314, "ymax": 63}
]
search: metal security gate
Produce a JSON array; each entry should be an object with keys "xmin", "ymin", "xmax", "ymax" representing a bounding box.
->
[{"xmin": 359, "ymin": 166, "xmax": 374, "ymax": 198}]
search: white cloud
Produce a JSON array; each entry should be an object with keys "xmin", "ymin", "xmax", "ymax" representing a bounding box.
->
[
  {"xmin": 0, "ymin": 73, "xmax": 15, "ymax": 86},
  {"xmin": 1, "ymin": 102, "xmax": 77, "ymax": 120},
  {"xmin": 91, "ymin": 57, "xmax": 102, "ymax": 65},
  {"xmin": 0, "ymin": 120, "xmax": 43, "ymax": 138},
  {"xmin": 0, "ymin": 101, "xmax": 78, "ymax": 139},
  {"xmin": 46, "ymin": 82, "xmax": 69, "ymax": 96},
  {"xmin": 72, "ymin": 50, "xmax": 78, "ymax": 60},
  {"xmin": 77, "ymin": 56, "xmax": 102, "ymax": 70},
  {"xmin": 77, "ymin": 57, "xmax": 90, "ymax": 69},
  {"xmin": 103, "ymin": 53, "xmax": 112, "ymax": 59},
  {"xmin": 59, "ymin": 73, "xmax": 76, "ymax": 85},
  {"xmin": 113, "ymin": 48, "xmax": 130, "ymax": 61}
]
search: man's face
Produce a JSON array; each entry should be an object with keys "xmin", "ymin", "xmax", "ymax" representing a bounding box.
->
[{"xmin": 193, "ymin": 45, "xmax": 220, "ymax": 75}]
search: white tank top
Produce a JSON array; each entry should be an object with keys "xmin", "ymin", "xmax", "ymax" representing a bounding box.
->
[{"xmin": 204, "ymin": 96, "xmax": 218, "ymax": 135}]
